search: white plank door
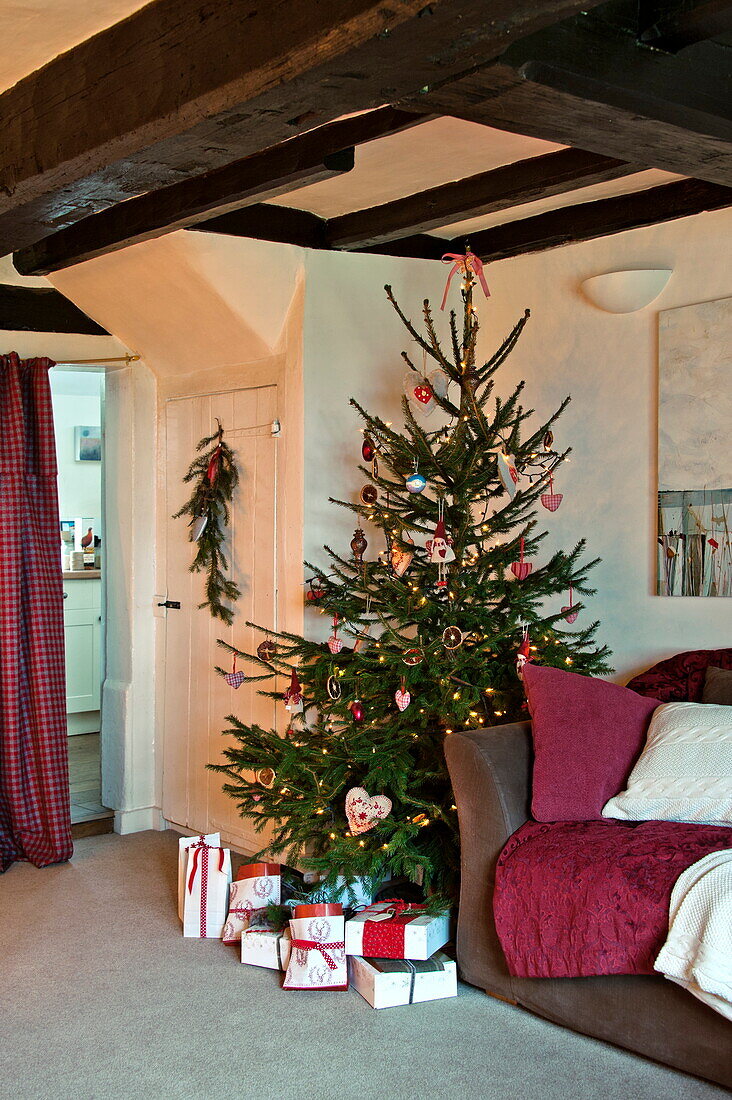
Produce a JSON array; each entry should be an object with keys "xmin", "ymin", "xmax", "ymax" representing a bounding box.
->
[{"xmin": 162, "ymin": 385, "xmax": 279, "ymax": 850}]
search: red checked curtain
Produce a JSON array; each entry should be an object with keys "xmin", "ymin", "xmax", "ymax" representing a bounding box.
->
[{"xmin": 0, "ymin": 353, "xmax": 72, "ymax": 870}]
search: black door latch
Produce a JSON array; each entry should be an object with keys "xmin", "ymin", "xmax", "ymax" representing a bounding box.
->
[{"xmin": 158, "ymin": 599, "xmax": 181, "ymax": 609}]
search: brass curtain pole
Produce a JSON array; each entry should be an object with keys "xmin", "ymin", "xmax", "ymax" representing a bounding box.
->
[{"xmin": 55, "ymin": 353, "xmax": 140, "ymax": 366}]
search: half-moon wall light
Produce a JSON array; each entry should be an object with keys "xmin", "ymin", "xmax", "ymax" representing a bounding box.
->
[{"xmin": 580, "ymin": 269, "xmax": 672, "ymax": 313}]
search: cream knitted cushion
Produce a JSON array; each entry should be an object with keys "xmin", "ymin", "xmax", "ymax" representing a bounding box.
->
[{"xmin": 603, "ymin": 701, "xmax": 732, "ymax": 826}]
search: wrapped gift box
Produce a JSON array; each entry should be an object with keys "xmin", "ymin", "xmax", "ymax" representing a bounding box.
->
[
  {"xmin": 349, "ymin": 952, "xmax": 457, "ymax": 1009},
  {"xmin": 178, "ymin": 832, "xmax": 220, "ymax": 921},
  {"xmin": 345, "ymin": 900, "xmax": 450, "ymax": 961},
  {"xmin": 241, "ymin": 925, "xmax": 292, "ymax": 971},
  {"xmin": 182, "ymin": 837, "xmax": 232, "ymax": 939}
]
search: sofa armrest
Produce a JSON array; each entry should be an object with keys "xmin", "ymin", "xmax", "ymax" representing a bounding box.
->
[{"xmin": 444, "ymin": 722, "xmax": 532, "ymax": 998}]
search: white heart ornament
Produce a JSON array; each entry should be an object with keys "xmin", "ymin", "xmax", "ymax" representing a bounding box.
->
[
  {"xmin": 395, "ymin": 688, "xmax": 411, "ymax": 712},
  {"xmin": 429, "ymin": 368, "xmax": 450, "ymax": 399},
  {"xmin": 345, "ymin": 787, "xmax": 392, "ymax": 835},
  {"xmin": 403, "ymin": 372, "xmax": 435, "ymax": 416}
]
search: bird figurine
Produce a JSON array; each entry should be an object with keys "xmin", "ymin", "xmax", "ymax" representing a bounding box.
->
[{"xmin": 81, "ymin": 527, "xmax": 93, "ymax": 549}]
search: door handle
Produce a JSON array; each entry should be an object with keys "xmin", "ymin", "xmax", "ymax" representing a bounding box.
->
[
  {"xmin": 63, "ymin": 592, "xmax": 68, "ymax": 599},
  {"xmin": 157, "ymin": 600, "xmax": 181, "ymax": 609}
]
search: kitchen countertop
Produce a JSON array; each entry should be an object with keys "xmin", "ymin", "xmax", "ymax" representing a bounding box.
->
[{"xmin": 63, "ymin": 569, "xmax": 101, "ymax": 579}]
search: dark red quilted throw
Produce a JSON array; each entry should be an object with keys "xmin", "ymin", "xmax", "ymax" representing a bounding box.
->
[
  {"xmin": 0, "ymin": 353, "xmax": 72, "ymax": 870},
  {"xmin": 494, "ymin": 820, "xmax": 731, "ymax": 977}
]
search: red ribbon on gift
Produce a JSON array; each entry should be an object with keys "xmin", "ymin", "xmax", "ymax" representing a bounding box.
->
[
  {"xmin": 440, "ymin": 249, "xmax": 490, "ymax": 311},
  {"xmin": 187, "ymin": 836, "xmax": 226, "ymax": 939},
  {"xmin": 361, "ymin": 899, "xmax": 427, "ymax": 957},
  {"xmin": 290, "ymin": 938, "xmax": 345, "ymax": 971}
]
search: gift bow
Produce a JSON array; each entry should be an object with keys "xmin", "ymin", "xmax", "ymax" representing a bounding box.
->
[
  {"xmin": 187, "ymin": 836, "xmax": 225, "ymax": 894},
  {"xmin": 440, "ymin": 250, "xmax": 490, "ymax": 311},
  {"xmin": 290, "ymin": 938, "xmax": 345, "ymax": 971},
  {"xmin": 364, "ymin": 899, "xmax": 427, "ymax": 922}
]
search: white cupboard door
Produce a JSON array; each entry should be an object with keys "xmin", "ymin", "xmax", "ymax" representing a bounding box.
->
[
  {"xmin": 64, "ymin": 611, "xmax": 102, "ymax": 712},
  {"xmin": 162, "ymin": 386, "xmax": 279, "ymax": 851}
]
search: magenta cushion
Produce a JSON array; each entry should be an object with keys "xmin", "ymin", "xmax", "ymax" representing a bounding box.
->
[{"xmin": 522, "ymin": 664, "xmax": 659, "ymax": 822}]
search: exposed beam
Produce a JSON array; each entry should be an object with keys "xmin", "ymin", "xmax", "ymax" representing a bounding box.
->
[
  {"xmin": 326, "ymin": 149, "xmax": 639, "ymax": 249},
  {"xmin": 13, "ymin": 149, "xmax": 353, "ymax": 276},
  {"xmin": 409, "ymin": 14, "xmax": 732, "ymax": 185},
  {"xmin": 0, "ymin": 284, "xmax": 108, "ymax": 335},
  {"xmin": 190, "ymin": 205, "xmax": 328, "ymax": 250},
  {"xmin": 638, "ymin": 1, "xmax": 732, "ymax": 52},
  {"xmin": 12, "ymin": 106, "xmax": 426, "ymax": 275},
  {"xmin": 0, "ymin": 0, "xmax": 604, "ymax": 256},
  {"xmin": 436, "ymin": 179, "xmax": 732, "ymax": 262}
]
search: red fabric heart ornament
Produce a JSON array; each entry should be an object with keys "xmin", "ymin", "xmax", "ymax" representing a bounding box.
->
[
  {"xmin": 510, "ymin": 537, "xmax": 533, "ymax": 580},
  {"xmin": 540, "ymin": 475, "xmax": 563, "ymax": 512}
]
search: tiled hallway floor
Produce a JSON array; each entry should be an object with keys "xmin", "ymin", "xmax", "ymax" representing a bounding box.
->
[{"xmin": 68, "ymin": 733, "xmax": 112, "ymax": 824}]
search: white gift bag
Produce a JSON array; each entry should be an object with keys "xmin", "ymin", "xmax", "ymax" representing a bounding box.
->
[
  {"xmin": 178, "ymin": 833, "xmax": 220, "ymax": 921},
  {"xmin": 223, "ymin": 862, "xmax": 281, "ymax": 945},
  {"xmin": 182, "ymin": 836, "xmax": 232, "ymax": 939},
  {"xmin": 283, "ymin": 903, "xmax": 348, "ymax": 991}
]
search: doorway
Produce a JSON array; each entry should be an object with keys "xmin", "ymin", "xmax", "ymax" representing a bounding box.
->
[{"xmin": 50, "ymin": 367, "xmax": 112, "ymax": 829}]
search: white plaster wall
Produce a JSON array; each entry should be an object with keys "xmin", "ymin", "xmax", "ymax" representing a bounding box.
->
[{"xmin": 303, "ymin": 210, "xmax": 732, "ymax": 680}]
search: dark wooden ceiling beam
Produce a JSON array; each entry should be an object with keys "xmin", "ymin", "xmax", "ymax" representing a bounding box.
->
[
  {"xmin": 408, "ymin": 13, "xmax": 732, "ymax": 185},
  {"xmin": 638, "ymin": 0, "xmax": 732, "ymax": 52},
  {"xmin": 0, "ymin": 0, "xmax": 604, "ymax": 257},
  {"xmin": 434, "ymin": 179, "xmax": 732, "ymax": 262},
  {"xmin": 13, "ymin": 147, "xmax": 354, "ymax": 276},
  {"xmin": 191, "ymin": 205, "xmax": 329, "ymax": 250},
  {"xmin": 12, "ymin": 106, "xmax": 428, "ymax": 275},
  {"xmin": 0, "ymin": 284, "xmax": 108, "ymax": 335},
  {"xmin": 326, "ymin": 148, "xmax": 639, "ymax": 249}
]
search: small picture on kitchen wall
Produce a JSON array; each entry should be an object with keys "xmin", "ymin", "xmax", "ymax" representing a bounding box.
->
[
  {"xmin": 657, "ymin": 296, "xmax": 731, "ymax": 597},
  {"xmin": 74, "ymin": 425, "xmax": 102, "ymax": 462}
]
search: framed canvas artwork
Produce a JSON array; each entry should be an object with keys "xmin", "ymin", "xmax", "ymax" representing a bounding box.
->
[
  {"xmin": 74, "ymin": 425, "xmax": 102, "ymax": 462},
  {"xmin": 657, "ymin": 297, "xmax": 732, "ymax": 596}
]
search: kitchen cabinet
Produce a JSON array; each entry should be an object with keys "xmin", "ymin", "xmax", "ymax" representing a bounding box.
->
[{"xmin": 63, "ymin": 575, "xmax": 101, "ymax": 719}]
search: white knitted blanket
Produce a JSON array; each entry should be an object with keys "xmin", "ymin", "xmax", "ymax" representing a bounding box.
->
[{"xmin": 655, "ymin": 848, "xmax": 732, "ymax": 1021}]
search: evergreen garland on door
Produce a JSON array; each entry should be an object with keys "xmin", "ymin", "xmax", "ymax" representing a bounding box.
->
[
  {"xmin": 209, "ymin": 257, "xmax": 611, "ymax": 899},
  {"xmin": 173, "ymin": 419, "xmax": 241, "ymax": 625}
]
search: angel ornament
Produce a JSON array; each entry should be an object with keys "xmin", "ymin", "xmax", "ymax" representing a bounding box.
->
[{"xmin": 425, "ymin": 501, "xmax": 456, "ymax": 589}]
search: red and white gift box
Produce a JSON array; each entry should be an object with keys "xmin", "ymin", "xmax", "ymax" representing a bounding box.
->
[
  {"xmin": 345, "ymin": 900, "xmax": 450, "ymax": 961},
  {"xmin": 178, "ymin": 832, "xmax": 220, "ymax": 921},
  {"xmin": 222, "ymin": 862, "xmax": 281, "ymax": 945},
  {"xmin": 283, "ymin": 903, "xmax": 348, "ymax": 991},
  {"xmin": 241, "ymin": 924, "xmax": 292, "ymax": 971},
  {"xmin": 348, "ymin": 951, "xmax": 457, "ymax": 1009},
  {"xmin": 182, "ymin": 835, "xmax": 232, "ymax": 939}
]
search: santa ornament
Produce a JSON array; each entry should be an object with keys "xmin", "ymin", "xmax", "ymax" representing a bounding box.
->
[
  {"xmin": 426, "ymin": 501, "xmax": 455, "ymax": 588},
  {"xmin": 510, "ymin": 537, "xmax": 533, "ymax": 581},
  {"xmin": 284, "ymin": 668, "xmax": 303, "ymax": 712},
  {"xmin": 540, "ymin": 474, "xmax": 563, "ymax": 512},
  {"xmin": 516, "ymin": 626, "xmax": 532, "ymax": 678}
]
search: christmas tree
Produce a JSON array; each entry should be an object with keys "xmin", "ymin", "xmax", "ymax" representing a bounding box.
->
[{"xmin": 210, "ymin": 253, "xmax": 611, "ymax": 898}]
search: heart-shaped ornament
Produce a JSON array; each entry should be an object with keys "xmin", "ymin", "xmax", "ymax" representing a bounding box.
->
[
  {"xmin": 327, "ymin": 635, "xmax": 343, "ymax": 654},
  {"xmin": 345, "ymin": 787, "xmax": 392, "ymax": 835},
  {"xmin": 510, "ymin": 561, "xmax": 533, "ymax": 581},
  {"xmin": 391, "ymin": 535, "xmax": 414, "ymax": 578},
  {"xmin": 540, "ymin": 475, "xmax": 563, "ymax": 512},
  {"xmin": 403, "ymin": 372, "xmax": 435, "ymax": 416},
  {"xmin": 395, "ymin": 687, "xmax": 411, "ymax": 712},
  {"xmin": 429, "ymin": 368, "xmax": 450, "ymax": 399},
  {"xmin": 224, "ymin": 670, "xmax": 245, "ymax": 689},
  {"xmin": 562, "ymin": 606, "xmax": 579, "ymax": 624}
]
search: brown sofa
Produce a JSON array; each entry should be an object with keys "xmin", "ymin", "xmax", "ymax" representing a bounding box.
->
[{"xmin": 445, "ymin": 721, "xmax": 732, "ymax": 1089}]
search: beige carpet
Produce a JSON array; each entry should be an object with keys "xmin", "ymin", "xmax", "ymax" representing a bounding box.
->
[{"xmin": 0, "ymin": 830, "xmax": 728, "ymax": 1100}]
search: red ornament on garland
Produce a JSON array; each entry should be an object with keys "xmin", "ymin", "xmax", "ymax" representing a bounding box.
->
[
  {"xmin": 206, "ymin": 445, "xmax": 221, "ymax": 485},
  {"xmin": 540, "ymin": 474, "xmax": 563, "ymax": 512},
  {"xmin": 350, "ymin": 700, "xmax": 365, "ymax": 723},
  {"xmin": 510, "ymin": 538, "xmax": 533, "ymax": 581},
  {"xmin": 362, "ymin": 435, "xmax": 376, "ymax": 462}
]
